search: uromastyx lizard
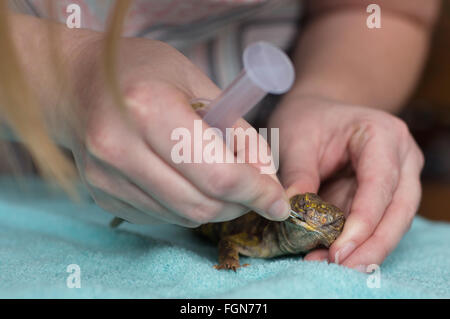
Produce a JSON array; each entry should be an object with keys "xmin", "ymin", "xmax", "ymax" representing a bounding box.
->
[{"xmin": 110, "ymin": 193, "xmax": 345, "ymax": 271}]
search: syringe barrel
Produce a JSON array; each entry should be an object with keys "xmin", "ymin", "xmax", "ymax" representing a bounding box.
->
[
  {"xmin": 201, "ymin": 42, "xmax": 295, "ymax": 134},
  {"xmin": 202, "ymin": 71, "xmax": 266, "ymax": 134}
]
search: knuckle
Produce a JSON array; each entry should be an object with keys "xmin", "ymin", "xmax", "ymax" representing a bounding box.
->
[
  {"xmin": 205, "ymin": 167, "xmax": 241, "ymax": 198},
  {"xmin": 182, "ymin": 203, "xmax": 221, "ymax": 224},
  {"xmin": 126, "ymin": 93, "xmax": 162, "ymax": 128},
  {"xmin": 354, "ymin": 213, "xmax": 377, "ymax": 234},
  {"xmin": 263, "ymin": 183, "xmax": 285, "ymax": 206},
  {"xmin": 350, "ymin": 119, "xmax": 380, "ymax": 149},
  {"xmin": 391, "ymin": 117, "xmax": 410, "ymax": 138},
  {"xmin": 359, "ymin": 114, "xmax": 410, "ymax": 140},
  {"xmin": 85, "ymin": 129, "xmax": 120, "ymax": 164},
  {"xmin": 355, "ymin": 120, "xmax": 378, "ymax": 141},
  {"xmin": 124, "ymin": 81, "xmax": 178, "ymax": 105},
  {"xmin": 362, "ymin": 120, "xmax": 380, "ymax": 136},
  {"xmin": 125, "ymin": 82, "xmax": 186, "ymax": 127},
  {"xmin": 124, "ymin": 83, "xmax": 153, "ymax": 104}
]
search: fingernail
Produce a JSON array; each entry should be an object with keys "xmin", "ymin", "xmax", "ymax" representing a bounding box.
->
[
  {"xmin": 334, "ymin": 241, "xmax": 356, "ymax": 264},
  {"xmin": 354, "ymin": 264, "xmax": 368, "ymax": 273},
  {"xmin": 268, "ymin": 199, "xmax": 290, "ymax": 220}
]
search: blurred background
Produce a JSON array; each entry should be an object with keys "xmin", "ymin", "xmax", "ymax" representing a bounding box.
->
[{"xmin": 402, "ymin": 0, "xmax": 450, "ymax": 221}]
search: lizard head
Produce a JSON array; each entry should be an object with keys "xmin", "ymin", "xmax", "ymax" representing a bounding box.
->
[{"xmin": 283, "ymin": 193, "xmax": 345, "ymax": 250}]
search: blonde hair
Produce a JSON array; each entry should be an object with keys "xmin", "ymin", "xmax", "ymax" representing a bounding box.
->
[{"xmin": 0, "ymin": 0, "xmax": 132, "ymax": 195}]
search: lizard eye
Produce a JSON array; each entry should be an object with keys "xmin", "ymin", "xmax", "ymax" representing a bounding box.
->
[{"xmin": 321, "ymin": 215, "xmax": 333, "ymax": 225}]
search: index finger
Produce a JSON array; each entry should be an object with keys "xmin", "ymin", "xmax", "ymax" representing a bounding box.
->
[
  {"xmin": 329, "ymin": 133, "xmax": 401, "ymax": 264},
  {"xmin": 341, "ymin": 152, "xmax": 423, "ymax": 269}
]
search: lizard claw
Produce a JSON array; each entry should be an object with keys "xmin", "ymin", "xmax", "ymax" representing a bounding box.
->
[
  {"xmin": 214, "ymin": 264, "xmax": 238, "ymax": 271},
  {"xmin": 213, "ymin": 261, "xmax": 250, "ymax": 271}
]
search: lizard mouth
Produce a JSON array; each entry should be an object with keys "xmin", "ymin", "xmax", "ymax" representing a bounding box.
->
[
  {"xmin": 289, "ymin": 209, "xmax": 306, "ymax": 221},
  {"xmin": 289, "ymin": 209, "xmax": 340, "ymax": 235},
  {"xmin": 289, "ymin": 210, "xmax": 322, "ymax": 233}
]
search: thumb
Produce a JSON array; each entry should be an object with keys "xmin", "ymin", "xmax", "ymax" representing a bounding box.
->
[
  {"xmin": 280, "ymin": 146, "xmax": 321, "ymax": 197},
  {"xmin": 233, "ymin": 118, "xmax": 281, "ymax": 183}
]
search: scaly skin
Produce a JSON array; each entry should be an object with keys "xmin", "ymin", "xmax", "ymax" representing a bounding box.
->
[{"xmin": 195, "ymin": 193, "xmax": 345, "ymax": 271}]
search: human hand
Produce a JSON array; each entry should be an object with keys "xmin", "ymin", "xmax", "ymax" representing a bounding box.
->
[
  {"xmin": 269, "ymin": 95, "xmax": 424, "ymax": 269},
  {"xmin": 63, "ymin": 37, "xmax": 289, "ymax": 227}
]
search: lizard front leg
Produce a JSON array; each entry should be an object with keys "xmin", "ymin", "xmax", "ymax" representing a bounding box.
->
[{"xmin": 214, "ymin": 233, "xmax": 260, "ymax": 271}]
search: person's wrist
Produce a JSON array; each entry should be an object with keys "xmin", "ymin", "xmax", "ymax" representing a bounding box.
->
[
  {"xmin": 63, "ymin": 29, "xmax": 104, "ymax": 96},
  {"xmin": 48, "ymin": 30, "xmax": 104, "ymax": 149},
  {"xmin": 269, "ymin": 91, "xmax": 334, "ymax": 126},
  {"xmin": 282, "ymin": 86, "xmax": 348, "ymax": 107}
]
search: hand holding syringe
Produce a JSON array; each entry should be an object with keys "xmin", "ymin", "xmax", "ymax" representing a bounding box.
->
[
  {"xmin": 108, "ymin": 42, "xmax": 295, "ymax": 228},
  {"xmin": 192, "ymin": 41, "xmax": 296, "ymax": 218}
]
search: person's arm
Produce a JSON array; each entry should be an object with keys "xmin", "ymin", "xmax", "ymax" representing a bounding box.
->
[
  {"xmin": 291, "ymin": 0, "xmax": 440, "ymax": 112},
  {"xmin": 269, "ymin": 0, "xmax": 440, "ymax": 270},
  {"xmin": 2, "ymin": 14, "xmax": 99, "ymax": 145}
]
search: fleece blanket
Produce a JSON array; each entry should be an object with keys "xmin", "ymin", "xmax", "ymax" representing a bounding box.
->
[{"xmin": 0, "ymin": 177, "xmax": 449, "ymax": 299}]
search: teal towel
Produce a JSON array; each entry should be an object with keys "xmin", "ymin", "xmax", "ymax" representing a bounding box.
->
[{"xmin": 0, "ymin": 177, "xmax": 449, "ymax": 299}]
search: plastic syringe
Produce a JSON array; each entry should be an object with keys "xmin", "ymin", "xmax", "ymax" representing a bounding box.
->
[{"xmin": 198, "ymin": 41, "xmax": 295, "ymax": 134}]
